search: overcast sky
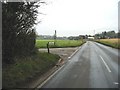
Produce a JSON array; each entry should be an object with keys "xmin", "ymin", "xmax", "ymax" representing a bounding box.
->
[{"xmin": 36, "ymin": 0, "xmax": 119, "ymax": 37}]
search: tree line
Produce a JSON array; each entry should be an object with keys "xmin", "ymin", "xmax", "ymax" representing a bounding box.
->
[
  {"xmin": 95, "ymin": 30, "xmax": 120, "ymax": 39},
  {"xmin": 67, "ymin": 30, "xmax": 120, "ymax": 40}
]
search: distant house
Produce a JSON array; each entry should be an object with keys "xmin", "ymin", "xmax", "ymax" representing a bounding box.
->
[{"xmin": 88, "ymin": 36, "xmax": 94, "ymax": 40}]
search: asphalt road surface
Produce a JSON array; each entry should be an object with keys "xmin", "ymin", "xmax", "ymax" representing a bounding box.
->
[{"xmin": 38, "ymin": 41, "xmax": 119, "ymax": 88}]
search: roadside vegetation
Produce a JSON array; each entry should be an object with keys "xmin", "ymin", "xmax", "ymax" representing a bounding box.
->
[
  {"xmin": 2, "ymin": 1, "xmax": 87, "ymax": 88},
  {"xmin": 2, "ymin": 1, "xmax": 61, "ymax": 88},
  {"xmin": 36, "ymin": 40, "xmax": 85, "ymax": 48},
  {"xmin": 96, "ymin": 38, "xmax": 120, "ymax": 49},
  {"xmin": 3, "ymin": 51, "xmax": 60, "ymax": 88}
]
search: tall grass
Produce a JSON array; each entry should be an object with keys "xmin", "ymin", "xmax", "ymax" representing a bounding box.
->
[
  {"xmin": 3, "ymin": 52, "xmax": 60, "ymax": 88},
  {"xmin": 96, "ymin": 38, "xmax": 120, "ymax": 49}
]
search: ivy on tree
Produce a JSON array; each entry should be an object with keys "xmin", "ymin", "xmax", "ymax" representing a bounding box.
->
[{"xmin": 2, "ymin": 1, "xmax": 42, "ymax": 63}]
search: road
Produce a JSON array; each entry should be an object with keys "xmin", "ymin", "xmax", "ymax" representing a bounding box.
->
[{"xmin": 38, "ymin": 41, "xmax": 119, "ymax": 88}]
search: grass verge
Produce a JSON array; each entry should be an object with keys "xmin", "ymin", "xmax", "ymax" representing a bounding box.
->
[
  {"xmin": 95, "ymin": 38, "xmax": 120, "ymax": 49},
  {"xmin": 3, "ymin": 51, "xmax": 60, "ymax": 88},
  {"xmin": 36, "ymin": 40, "xmax": 85, "ymax": 48}
]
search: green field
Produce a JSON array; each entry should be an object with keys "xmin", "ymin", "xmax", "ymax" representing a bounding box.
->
[
  {"xmin": 96, "ymin": 38, "xmax": 120, "ymax": 49},
  {"xmin": 36, "ymin": 40, "xmax": 85, "ymax": 48},
  {"xmin": 3, "ymin": 52, "xmax": 60, "ymax": 88}
]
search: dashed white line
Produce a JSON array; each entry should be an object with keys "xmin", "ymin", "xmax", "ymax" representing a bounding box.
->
[
  {"xmin": 113, "ymin": 82, "xmax": 119, "ymax": 85},
  {"xmin": 99, "ymin": 55, "xmax": 111, "ymax": 73}
]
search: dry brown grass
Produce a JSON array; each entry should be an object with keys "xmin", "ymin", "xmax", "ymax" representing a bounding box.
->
[
  {"xmin": 100, "ymin": 38, "xmax": 120, "ymax": 43},
  {"xmin": 96, "ymin": 38, "xmax": 120, "ymax": 49}
]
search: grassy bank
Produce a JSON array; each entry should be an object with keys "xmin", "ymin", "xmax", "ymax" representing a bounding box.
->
[
  {"xmin": 3, "ymin": 51, "xmax": 60, "ymax": 88},
  {"xmin": 96, "ymin": 38, "xmax": 120, "ymax": 49},
  {"xmin": 36, "ymin": 40, "xmax": 85, "ymax": 48}
]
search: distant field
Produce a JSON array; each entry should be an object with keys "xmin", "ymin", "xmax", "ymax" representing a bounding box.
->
[
  {"xmin": 36, "ymin": 40, "xmax": 85, "ymax": 48},
  {"xmin": 96, "ymin": 38, "xmax": 120, "ymax": 49}
]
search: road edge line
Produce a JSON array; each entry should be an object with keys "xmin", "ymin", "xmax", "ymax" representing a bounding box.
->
[
  {"xmin": 36, "ymin": 43, "xmax": 85, "ymax": 88},
  {"xmin": 36, "ymin": 64, "xmax": 65, "ymax": 88},
  {"xmin": 68, "ymin": 45, "xmax": 83, "ymax": 59}
]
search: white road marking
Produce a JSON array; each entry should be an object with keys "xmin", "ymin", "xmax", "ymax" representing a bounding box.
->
[
  {"xmin": 37, "ymin": 46, "xmax": 83, "ymax": 88},
  {"xmin": 113, "ymin": 82, "xmax": 119, "ymax": 85},
  {"xmin": 68, "ymin": 57, "xmax": 71, "ymax": 59},
  {"xmin": 68, "ymin": 46, "xmax": 81, "ymax": 59},
  {"xmin": 99, "ymin": 55, "xmax": 111, "ymax": 73},
  {"xmin": 37, "ymin": 64, "xmax": 65, "ymax": 88}
]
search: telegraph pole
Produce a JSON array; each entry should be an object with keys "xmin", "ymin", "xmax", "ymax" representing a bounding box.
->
[
  {"xmin": 54, "ymin": 30, "xmax": 57, "ymax": 45},
  {"xmin": 94, "ymin": 30, "xmax": 95, "ymax": 36},
  {"xmin": 94, "ymin": 30, "xmax": 95, "ymax": 40}
]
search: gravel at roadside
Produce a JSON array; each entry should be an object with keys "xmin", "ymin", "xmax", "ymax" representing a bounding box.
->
[{"xmin": 39, "ymin": 47, "xmax": 79, "ymax": 62}]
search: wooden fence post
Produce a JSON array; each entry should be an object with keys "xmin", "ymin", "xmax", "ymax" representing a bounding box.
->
[{"xmin": 47, "ymin": 42, "xmax": 50, "ymax": 53}]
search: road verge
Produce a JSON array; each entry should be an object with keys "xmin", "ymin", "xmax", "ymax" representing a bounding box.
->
[{"xmin": 36, "ymin": 44, "xmax": 85, "ymax": 88}]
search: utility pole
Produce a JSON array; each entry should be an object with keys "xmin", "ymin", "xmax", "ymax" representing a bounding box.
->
[
  {"xmin": 94, "ymin": 30, "xmax": 95, "ymax": 40},
  {"xmin": 94, "ymin": 30, "xmax": 95, "ymax": 36},
  {"xmin": 54, "ymin": 30, "xmax": 57, "ymax": 45}
]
